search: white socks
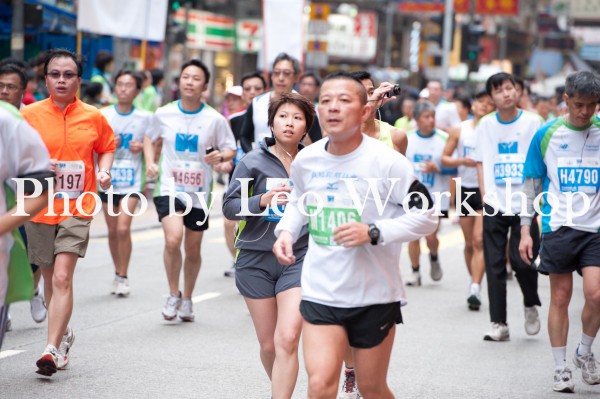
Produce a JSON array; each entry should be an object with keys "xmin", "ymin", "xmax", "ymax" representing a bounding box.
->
[
  {"xmin": 578, "ymin": 333, "xmax": 595, "ymax": 356},
  {"xmin": 552, "ymin": 346, "xmax": 567, "ymax": 370}
]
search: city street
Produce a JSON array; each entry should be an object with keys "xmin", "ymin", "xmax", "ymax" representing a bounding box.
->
[{"xmin": 0, "ymin": 197, "xmax": 597, "ymax": 399}]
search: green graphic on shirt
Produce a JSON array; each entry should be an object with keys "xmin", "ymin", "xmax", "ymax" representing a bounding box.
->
[{"xmin": 307, "ymin": 205, "xmax": 361, "ymax": 246}]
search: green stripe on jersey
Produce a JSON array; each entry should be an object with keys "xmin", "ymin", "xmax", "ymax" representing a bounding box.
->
[{"xmin": 540, "ymin": 119, "xmax": 563, "ymax": 159}]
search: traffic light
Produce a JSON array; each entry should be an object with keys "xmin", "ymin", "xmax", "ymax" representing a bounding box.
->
[{"xmin": 461, "ymin": 23, "xmax": 484, "ymax": 72}]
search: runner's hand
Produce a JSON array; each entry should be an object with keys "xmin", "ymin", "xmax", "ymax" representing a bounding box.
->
[
  {"xmin": 423, "ymin": 160, "xmax": 440, "ymax": 173},
  {"xmin": 259, "ymin": 184, "xmax": 291, "ymax": 208},
  {"xmin": 333, "ymin": 222, "xmax": 370, "ymax": 247},
  {"xmin": 204, "ymin": 150, "xmax": 222, "ymax": 165},
  {"xmin": 146, "ymin": 162, "xmax": 159, "ymax": 179},
  {"xmin": 273, "ymin": 231, "xmax": 296, "ymax": 266},
  {"xmin": 519, "ymin": 226, "xmax": 534, "ymax": 265},
  {"xmin": 129, "ymin": 140, "xmax": 143, "ymax": 154},
  {"xmin": 463, "ymin": 158, "xmax": 477, "ymax": 167},
  {"xmin": 49, "ymin": 159, "xmax": 58, "ymax": 173},
  {"xmin": 97, "ymin": 170, "xmax": 111, "ymax": 190}
]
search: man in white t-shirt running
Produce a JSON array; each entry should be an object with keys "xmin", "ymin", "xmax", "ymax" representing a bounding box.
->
[
  {"xmin": 472, "ymin": 72, "xmax": 543, "ymax": 342},
  {"xmin": 146, "ymin": 60, "xmax": 236, "ymax": 322},
  {"xmin": 520, "ymin": 71, "xmax": 600, "ymax": 393},
  {"xmin": 273, "ymin": 72, "xmax": 437, "ymax": 399}
]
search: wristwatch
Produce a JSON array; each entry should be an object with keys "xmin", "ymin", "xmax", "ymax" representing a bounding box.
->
[{"xmin": 368, "ymin": 223, "xmax": 380, "ymax": 246}]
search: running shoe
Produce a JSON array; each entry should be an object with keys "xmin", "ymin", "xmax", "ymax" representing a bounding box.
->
[
  {"xmin": 524, "ymin": 306, "xmax": 541, "ymax": 335},
  {"xmin": 110, "ymin": 274, "xmax": 119, "ymax": 295},
  {"xmin": 483, "ymin": 323, "xmax": 510, "ymax": 342},
  {"xmin": 405, "ymin": 271, "xmax": 422, "ymax": 287},
  {"xmin": 115, "ymin": 277, "xmax": 130, "ymax": 297},
  {"xmin": 57, "ymin": 326, "xmax": 75, "ymax": 370},
  {"xmin": 162, "ymin": 292, "xmax": 182, "ymax": 321},
  {"xmin": 339, "ymin": 369, "xmax": 361, "ymax": 399},
  {"xmin": 430, "ymin": 256, "xmax": 443, "ymax": 281},
  {"xmin": 178, "ymin": 298, "xmax": 195, "ymax": 322},
  {"xmin": 36, "ymin": 345, "xmax": 59, "ymax": 376},
  {"xmin": 30, "ymin": 286, "xmax": 47, "ymax": 323},
  {"xmin": 573, "ymin": 349, "xmax": 600, "ymax": 385},
  {"xmin": 224, "ymin": 264, "xmax": 236, "ymax": 277},
  {"xmin": 467, "ymin": 292, "xmax": 481, "ymax": 311},
  {"xmin": 5, "ymin": 311, "xmax": 11, "ymax": 332},
  {"xmin": 553, "ymin": 367, "xmax": 575, "ymax": 393}
]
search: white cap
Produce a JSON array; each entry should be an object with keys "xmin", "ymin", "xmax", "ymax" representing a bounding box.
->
[{"xmin": 225, "ymin": 85, "xmax": 243, "ymax": 97}]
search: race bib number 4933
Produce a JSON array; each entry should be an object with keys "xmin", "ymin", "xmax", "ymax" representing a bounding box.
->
[
  {"xmin": 307, "ymin": 205, "xmax": 361, "ymax": 246},
  {"xmin": 557, "ymin": 157, "xmax": 600, "ymax": 194},
  {"xmin": 55, "ymin": 160, "xmax": 85, "ymax": 198}
]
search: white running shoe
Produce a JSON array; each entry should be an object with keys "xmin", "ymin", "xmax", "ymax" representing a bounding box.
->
[
  {"xmin": 57, "ymin": 326, "xmax": 75, "ymax": 370},
  {"xmin": 553, "ymin": 367, "xmax": 575, "ymax": 393},
  {"xmin": 524, "ymin": 306, "xmax": 541, "ymax": 335},
  {"xmin": 405, "ymin": 271, "xmax": 422, "ymax": 287},
  {"xmin": 36, "ymin": 345, "xmax": 59, "ymax": 376},
  {"xmin": 178, "ymin": 298, "xmax": 195, "ymax": 322},
  {"xmin": 115, "ymin": 277, "xmax": 130, "ymax": 297},
  {"xmin": 162, "ymin": 293, "xmax": 181, "ymax": 321},
  {"xmin": 483, "ymin": 323, "xmax": 510, "ymax": 341},
  {"xmin": 430, "ymin": 257, "xmax": 443, "ymax": 281},
  {"xmin": 30, "ymin": 286, "xmax": 47, "ymax": 323},
  {"xmin": 338, "ymin": 369, "xmax": 361, "ymax": 399},
  {"xmin": 110, "ymin": 275, "xmax": 119, "ymax": 295},
  {"xmin": 573, "ymin": 349, "xmax": 600, "ymax": 385}
]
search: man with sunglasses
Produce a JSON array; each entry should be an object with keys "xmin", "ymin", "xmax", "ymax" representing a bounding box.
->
[{"xmin": 21, "ymin": 49, "xmax": 115, "ymax": 377}]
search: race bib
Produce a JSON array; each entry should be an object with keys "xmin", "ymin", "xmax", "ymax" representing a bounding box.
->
[
  {"xmin": 55, "ymin": 160, "xmax": 85, "ymax": 198},
  {"xmin": 307, "ymin": 205, "xmax": 361, "ymax": 246},
  {"xmin": 494, "ymin": 153, "xmax": 525, "ymax": 185},
  {"xmin": 557, "ymin": 157, "xmax": 600, "ymax": 194},
  {"xmin": 264, "ymin": 178, "xmax": 292, "ymax": 222},
  {"xmin": 172, "ymin": 160, "xmax": 204, "ymax": 192},
  {"xmin": 414, "ymin": 162, "xmax": 435, "ymax": 188},
  {"xmin": 111, "ymin": 159, "xmax": 135, "ymax": 188}
]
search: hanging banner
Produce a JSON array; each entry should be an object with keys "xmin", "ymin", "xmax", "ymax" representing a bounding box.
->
[
  {"xmin": 263, "ymin": 0, "xmax": 304, "ymax": 69},
  {"xmin": 174, "ymin": 10, "xmax": 235, "ymax": 51},
  {"xmin": 77, "ymin": 0, "xmax": 168, "ymax": 41}
]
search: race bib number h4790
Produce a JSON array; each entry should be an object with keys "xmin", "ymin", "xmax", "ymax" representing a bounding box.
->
[{"xmin": 557, "ymin": 157, "xmax": 600, "ymax": 194}]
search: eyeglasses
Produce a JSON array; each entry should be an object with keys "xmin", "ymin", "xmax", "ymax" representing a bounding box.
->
[
  {"xmin": 47, "ymin": 71, "xmax": 78, "ymax": 80},
  {"xmin": 0, "ymin": 83, "xmax": 19, "ymax": 92},
  {"xmin": 272, "ymin": 70, "xmax": 294, "ymax": 78}
]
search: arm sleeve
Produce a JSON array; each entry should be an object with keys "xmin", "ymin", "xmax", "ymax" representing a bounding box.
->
[
  {"xmin": 375, "ymin": 157, "xmax": 439, "ymax": 244},
  {"xmin": 274, "ymin": 160, "xmax": 308, "ymax": 243},
  {"xmin": 239, "ymin": 103, "xmax": 255, "ymax": 153},
  {"xmin": 520, "ymin": 177, "xmax": 542, "ymax": 226},
  {"xmin": 222, "ymin": 160, "xmax": 264, "ymax": 220}
]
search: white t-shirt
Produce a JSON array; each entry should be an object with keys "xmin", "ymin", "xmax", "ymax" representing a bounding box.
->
[
  {"xmin": 406, "ymin": 129, "xmax": 451, "ymax": 212},
  {"xmin": 524, "ymin": 116, "xmax": 600, "ymax": 233},
  {"xmin": 100, "ymin": 105, "xmax": 153, "ymax": 194},
  {"xmin": 457, "ymin": 120, "xmax": 479, "ymax": 188},
  {"xmin": 153, "ymin": 101, "xmax": 236, "ymax": 209},
  {"xmin": 436, "ymin": 101, "xmax": 461, "ymax": 131},
  {"xmin": 472, "ymin": 110, "xmax": 543, "ymax": 214},
  {"xmin": 0, "ymin": 102, "xmax": 50, "ymax": 308},
  {"xmin": 274, "ymin": 135, "xmax": 438, "ymax": 308}
]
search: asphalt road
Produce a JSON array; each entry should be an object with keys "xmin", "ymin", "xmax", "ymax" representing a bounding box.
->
[{"xmin": 1, "ymin": 208, "xmax": 597, "ymax": 398}]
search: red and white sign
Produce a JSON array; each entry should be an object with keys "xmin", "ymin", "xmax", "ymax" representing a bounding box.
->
[{"xmin": 236, "ymin": 19, "xmax": 262, "ymax": 53}]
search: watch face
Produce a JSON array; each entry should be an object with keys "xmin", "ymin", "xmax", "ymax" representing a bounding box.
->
[{"xmin": 369, "ymin": 225, "xmax": 380, "ymax": 241}]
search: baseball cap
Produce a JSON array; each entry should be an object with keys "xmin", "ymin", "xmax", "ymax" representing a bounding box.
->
[{"xmin": 225, "ymin": 85, "xmax": 243, "ymax": 97}]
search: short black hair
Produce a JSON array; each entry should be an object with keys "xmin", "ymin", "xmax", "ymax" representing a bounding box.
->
[
  {"xmin": 485, "ymin": 72, "xmax": 516, "ymax": 96},
  {"xmin": 349, "ymin": 70, "xmax": 371, "ymax": 82},
  {"xmin": 322, "ymin": 71, "xmax": 367, "ymax": 104},
  {"xmin": 0, "ymin": 63, "xmax": 27, "ymax": 90},
  {"xmin": 94, "ymin": 50, "xmax": 114, "ymax": 72},
  {"xmin": 474, "ymin": 89, "xmax": 490, "ymax": 100},
  {"xmin": 150, "ymin": 69, "xmax": 164, "ymax": 86},
  {"xmin": 180, "ymin": 59, "xmax": 210, "ymax": 84},
  {"xmin": 114, "ymin": 69, "xmax": 143, "ymax": 90},
  {"xmin": 300, "ymin": 71, "xmax": 321, "ymax": 87},
  {"xmin": 44, "ymin": 49, "xmax": 83, "ymax": 77},
  {"xmin": 241, "ymin": 71, "xmax": 267, "ymax": 90},
  {"xmin": 454, "ymin": 94, "xmax": 472, "ymax": 110}
]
